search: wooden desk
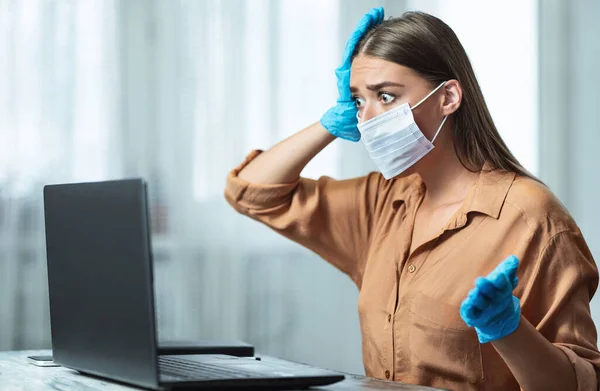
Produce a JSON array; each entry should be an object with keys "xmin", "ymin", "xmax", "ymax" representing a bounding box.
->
[{"xmin": 0, "ymin": 350, "xmax": 451, "ymax": 391}]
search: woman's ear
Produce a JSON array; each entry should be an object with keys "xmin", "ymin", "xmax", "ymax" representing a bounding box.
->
[{"xmin": 442, "ymin": 79, "xmax": 462, "ymax": 115}]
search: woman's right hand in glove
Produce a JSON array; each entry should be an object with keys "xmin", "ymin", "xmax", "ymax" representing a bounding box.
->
[{"xmin": 320, "ymin": 7, "xmax": 385, "ymax": 142}]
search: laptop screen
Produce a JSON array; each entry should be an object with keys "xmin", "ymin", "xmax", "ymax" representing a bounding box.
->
[{"xmin": 43, "ymin": 179, "xmax": 160, "ymax": 389}]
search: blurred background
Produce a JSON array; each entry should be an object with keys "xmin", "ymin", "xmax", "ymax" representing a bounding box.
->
[{"xmin": 0, "ymin": 0, "xmax": 598, "ymax": 376}]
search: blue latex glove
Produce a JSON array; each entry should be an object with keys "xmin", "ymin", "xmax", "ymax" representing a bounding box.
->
[
  {"xmin": 320, "ymin": 7, "xmax": 384, "ymax": 142},
  {"xmin": 460, "ymin": 255, "xmax": 521, "ymax": 344}
]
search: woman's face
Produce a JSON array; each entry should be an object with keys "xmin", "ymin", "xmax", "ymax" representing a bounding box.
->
[
  {"xmin": 349, "ymin": 54, "xmax": 446, "ymax": 143},
  {"xmin": 350, "ymin": 54, "xmax": 462, "ymax": 177}
]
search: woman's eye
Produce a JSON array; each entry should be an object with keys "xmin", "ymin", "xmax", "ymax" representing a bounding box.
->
[
  {"xmin": 380, "ymin": 92, "xmax": 396, "ymax": 104},
  {"xmin": 354, "ymin": 97, "xmax": 365, "ymax": 108}
]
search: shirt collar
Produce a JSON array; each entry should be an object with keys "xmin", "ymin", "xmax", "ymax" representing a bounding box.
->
[
  {"xmin": 461, "ymin": 165, "xmax": 516, "ymax": 219},
  {"xmin": 390, "ymin": 174, "xmax": 425, "ymax": 210},
  {"xmin": 390, "ymin": 164, "xmax": 517, "ymax": 220}
]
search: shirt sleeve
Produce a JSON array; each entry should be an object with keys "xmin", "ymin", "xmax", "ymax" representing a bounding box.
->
[
  {"xmin": 520, "ymin": 230, "xmax": 600, "ymax": 391},
  {"xmin": 224, "ymin": 150, "xmax": 387, "ymax": 287}
]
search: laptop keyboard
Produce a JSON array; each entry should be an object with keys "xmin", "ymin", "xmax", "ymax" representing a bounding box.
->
[{"xmin": 158, "ymin": 356, "xmax": 259, "ymax": 381}]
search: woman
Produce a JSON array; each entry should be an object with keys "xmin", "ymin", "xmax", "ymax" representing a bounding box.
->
[{"xmin": 224, "ymin": 8, "xmax": 600, "ymax": 391}]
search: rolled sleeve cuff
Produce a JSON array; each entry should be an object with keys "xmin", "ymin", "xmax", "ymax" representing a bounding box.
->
[
  {"xmin": 225, "ymin": 150, "xmax": 299, "ymax": 211},
  {"xmin": 555, "ymin": 344, "xmax": 599, "ymax": 391}
]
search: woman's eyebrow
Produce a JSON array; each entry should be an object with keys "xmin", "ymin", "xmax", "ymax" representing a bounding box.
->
[
  {"xmin": 366, "ymin": 81, "xmax": 405, "ymax": 90},
  {"xmin": 349, "ymin": 81, "xmax": 405, "ymax": 93}
]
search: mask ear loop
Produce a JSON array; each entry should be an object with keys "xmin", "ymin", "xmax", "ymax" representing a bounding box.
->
[
  {"xmin": 411, "ymin": 81, "xmax": 448, "ymax": 144},
  {"xmin": 411, "ymin": 81, "xmax": 447, "ymax": 110},
  {"xmin": 431, "ymin": 115, "xmax": 448, "ymax": 143}
]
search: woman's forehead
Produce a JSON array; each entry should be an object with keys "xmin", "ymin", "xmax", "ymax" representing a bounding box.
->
[{"xmin": 350, "ymin": 55, "xmax": 417, "ymax": 87}]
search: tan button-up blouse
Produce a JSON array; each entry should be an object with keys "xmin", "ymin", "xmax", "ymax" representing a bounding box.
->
[{"xmin": 225, "ymin": 150, "xmax": 600, "ymax": 391}]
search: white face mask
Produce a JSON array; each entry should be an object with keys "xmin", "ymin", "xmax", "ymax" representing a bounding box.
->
[{"xmin": 357, "ymin": 81, "xmax": 448, "ymax": 179}]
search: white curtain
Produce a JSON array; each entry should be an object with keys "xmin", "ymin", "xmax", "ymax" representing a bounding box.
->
[{"xmin": 0, "ymin": 0, "xmax": 120, "ymax": 350}]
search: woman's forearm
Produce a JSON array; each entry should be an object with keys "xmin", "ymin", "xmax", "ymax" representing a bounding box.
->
[
  {"xmin": 238, "ymin": 121, "xmax": 336, "ymax": 184},
  {"xmin": 492, "ymin": 316, "xmax": 577, "ymax": 391}
]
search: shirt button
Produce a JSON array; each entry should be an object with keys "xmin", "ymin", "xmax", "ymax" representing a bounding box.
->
[
  {"xmin": 387, "ymin": 314, "xmax": 392, "ymax": 322},
  {"xmin": 385, "ymin": 370, "xmax": 391, "ymax": 379},
  {"xmin": 408, "ymin": 264, "xmax": 416, "ymax": 273}
]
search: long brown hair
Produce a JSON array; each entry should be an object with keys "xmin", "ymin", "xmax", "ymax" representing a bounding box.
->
[{"xmin": 354, "ymin": 11, "xmax": 534, "ymax": 179}]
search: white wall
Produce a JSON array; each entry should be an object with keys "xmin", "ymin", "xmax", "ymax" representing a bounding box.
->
[
  {"xmin": 407, "ymin": 0, "xmax": 539, "ymax": 175},
  {"xmin": 539, "ymin": 0, "xmax": 600, "ymax": 323}
]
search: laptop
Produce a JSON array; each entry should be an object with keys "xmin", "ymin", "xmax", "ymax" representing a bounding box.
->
[{"xmin": 43, "ymin": 178, "xmax": 344, "ymax": 390}]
